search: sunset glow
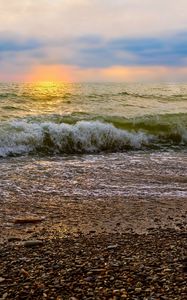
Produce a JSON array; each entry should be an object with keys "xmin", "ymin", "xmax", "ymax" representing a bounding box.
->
[{"xmin": 25, "ymin": 65, "xmax": 72, "ymax": 84}]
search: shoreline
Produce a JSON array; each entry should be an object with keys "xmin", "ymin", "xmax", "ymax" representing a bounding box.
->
[{"xmin": 0, "ymin": 195, "xmax": 187, "ymax": 241}]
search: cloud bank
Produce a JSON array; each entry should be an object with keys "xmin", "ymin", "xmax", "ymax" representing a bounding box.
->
[{"xmin": 0, "ymin": 0, "xmax": 187, "ymax": 82}]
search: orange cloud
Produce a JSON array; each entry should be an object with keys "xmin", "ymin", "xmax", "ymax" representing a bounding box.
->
[
  {"xmin": 72, "ymin": 65, "xmax": 187, "ymax": 82},
  {"xmin": 15, "ymin": 64, "xmax": 187, "ymax": 83}
]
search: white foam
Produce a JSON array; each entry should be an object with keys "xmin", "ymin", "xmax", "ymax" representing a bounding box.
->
[{"xmin": 0, "ymin": 120, "xmax": 152, "ymax": 157}]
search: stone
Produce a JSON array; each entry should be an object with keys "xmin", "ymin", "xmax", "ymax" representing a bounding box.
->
[
  {"xmin": 163, "ymin": 268, "xmax": 172, "ymax": 272},
  {"xmin": 107, "ymin": 244, "xmax": 118, "ymax": 249},
  {"xmin": 23, "ymin": 240, "xmax": 43, "ymax": 247},
  {"xmin": 20, "ymin": 268, "xmax": 29, "ymax": 277},
  {"xmin": 0, "ymin": 277, "xmax": 5, "ymax": 283},
  {"xmin": 2, "ymin": 293, "xmax": 8, "ymax": 299},
  {"xmin": 135, "ymin": 287, "xmax": 142, "ymax": 293}
]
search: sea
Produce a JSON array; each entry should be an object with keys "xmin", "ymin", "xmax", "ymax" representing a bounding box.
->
[{"xmin": 0, "ymin": 82, "xmax": 187, "ymax": 201}]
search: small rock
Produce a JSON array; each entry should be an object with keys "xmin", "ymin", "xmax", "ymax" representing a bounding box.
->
[
  {"xmin": 54, "ymin": 264, "xmax": 61, "ymax": 270},
  {"xmin": 135, "ymin": 287, "xmax": 142, "ymax": 293},
  {"xmin": 85, "ymin": 276, "xmax": 93, "ymax": 282},
  {"xmin": 136, "ymin": 281, "xmax": 142, "ymax": 288},
  {"xmin": 107, "ymin": 244, "xmax": 118, "ymax": 250},
  {"xmin": 20, "ymin": 268, "xmax": 29, "ymax": 277},
  {"xmin": 121, "ymin": 295, "xmax": 127, "ymax": 299},
  {"xmin": 113, "ymin": 289, "xmax": 121, "ymax": 295},
  {"xmin": 89, "ymin": 268, "xmax": 106, "ymax": 273},
  {"xmin": 23, "ymin": 240, "xmax": 43, "ymax": 247},
  {"xmin": 2, "ymin": 292, "xmax": 8, "ymax": 299}
]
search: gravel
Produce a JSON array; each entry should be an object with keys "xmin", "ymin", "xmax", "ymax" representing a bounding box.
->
[{"xmin": 0, "ymin": 229, "xmax": 186, "ymax": 300}]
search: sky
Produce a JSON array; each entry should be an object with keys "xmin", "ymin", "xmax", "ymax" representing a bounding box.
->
[{"xmin": 0, "ymin": 0, "xmax": 187, "ymax": 82}]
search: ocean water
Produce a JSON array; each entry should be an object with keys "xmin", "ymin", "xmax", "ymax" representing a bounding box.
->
[{"xmin": 0, "ymin": 82, "xmax": 187, "ymax": 199}]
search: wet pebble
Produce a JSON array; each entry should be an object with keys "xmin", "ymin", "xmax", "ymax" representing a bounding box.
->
[{"xmin": 22, "ymin": 240, "xmax": 43, "ymax": 247}]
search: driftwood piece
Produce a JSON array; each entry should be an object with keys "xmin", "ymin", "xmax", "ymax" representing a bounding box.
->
[{"xmin": 14, "ymin": 217, "xmax": 45, "ymax": 224}]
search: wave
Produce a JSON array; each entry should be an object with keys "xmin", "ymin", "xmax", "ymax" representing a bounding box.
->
[
  {"xmin": 0, "ymin": 114, "xmax": 186, "ymax": 157},
  {"xmin": 0, "ymin": 93, "xmax": 18, "ymax": 98}
]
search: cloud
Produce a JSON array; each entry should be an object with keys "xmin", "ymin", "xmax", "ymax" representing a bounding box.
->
[
  {"xmin": 1, "ymin": 62, "xmax": 187, "ymax": 83},
  {"xmin": 0, "ymin": 0, "xmax": 187, "ymax": 81},
  {"xmin": 1, "ymin": 31, "xmax": 186, "ymax": 67},
  {"xmin": 0, "ymin": 37, "xmax": 41, "ymax": 52},
  {"xmin": 0, "ymin": 0, "xmax": 187, "ymax": 39}
]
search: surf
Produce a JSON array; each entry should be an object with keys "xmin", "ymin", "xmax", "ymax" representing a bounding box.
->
[{"xmin": 0, "ymin": 113, "xmax": 186, "ymax": 157}]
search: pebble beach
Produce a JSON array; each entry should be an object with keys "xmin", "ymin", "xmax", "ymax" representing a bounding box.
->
[
  {"xmin": 0, "ymin": 189, "xmax": 187, "ymax": 299},
  {"xmin": 0, "ymin": 82, "xmax": 187, "ymax": 299}
]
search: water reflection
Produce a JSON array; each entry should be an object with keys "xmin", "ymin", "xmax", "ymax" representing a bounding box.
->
[
  {"xmin": 26, "ymin": 82, "xmax": 72, "ymax": 100},
  {"xmin": 1, "ymin": 82, "xmax": 187, "ymax": 121},
  {"xmin": 0, "ymin": 82, "xmax": 75, "ymax": 119}
]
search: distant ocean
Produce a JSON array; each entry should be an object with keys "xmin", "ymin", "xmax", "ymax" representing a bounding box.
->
[{"xmin": 0, "ymin": 82, "xmax": 187, "ymax": 199}]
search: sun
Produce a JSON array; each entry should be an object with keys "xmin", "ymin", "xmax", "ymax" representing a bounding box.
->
[{"xmin": 25, "ymin": 65, "xmax": 72, "ymax": 83}]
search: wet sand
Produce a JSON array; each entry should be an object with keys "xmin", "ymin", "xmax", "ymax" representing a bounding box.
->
[
  {"xmin": 0, "ymin": 151, "xmax": 187, "ymax": 240},
  {"xmin": 0, "ymin": 194, "xmax": 187, "ymax": 241}
]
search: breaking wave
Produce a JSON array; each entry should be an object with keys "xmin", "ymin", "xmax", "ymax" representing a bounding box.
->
[{"xmin": 0, "ymin": 114, "xmax": 186, "ymax": 157}]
